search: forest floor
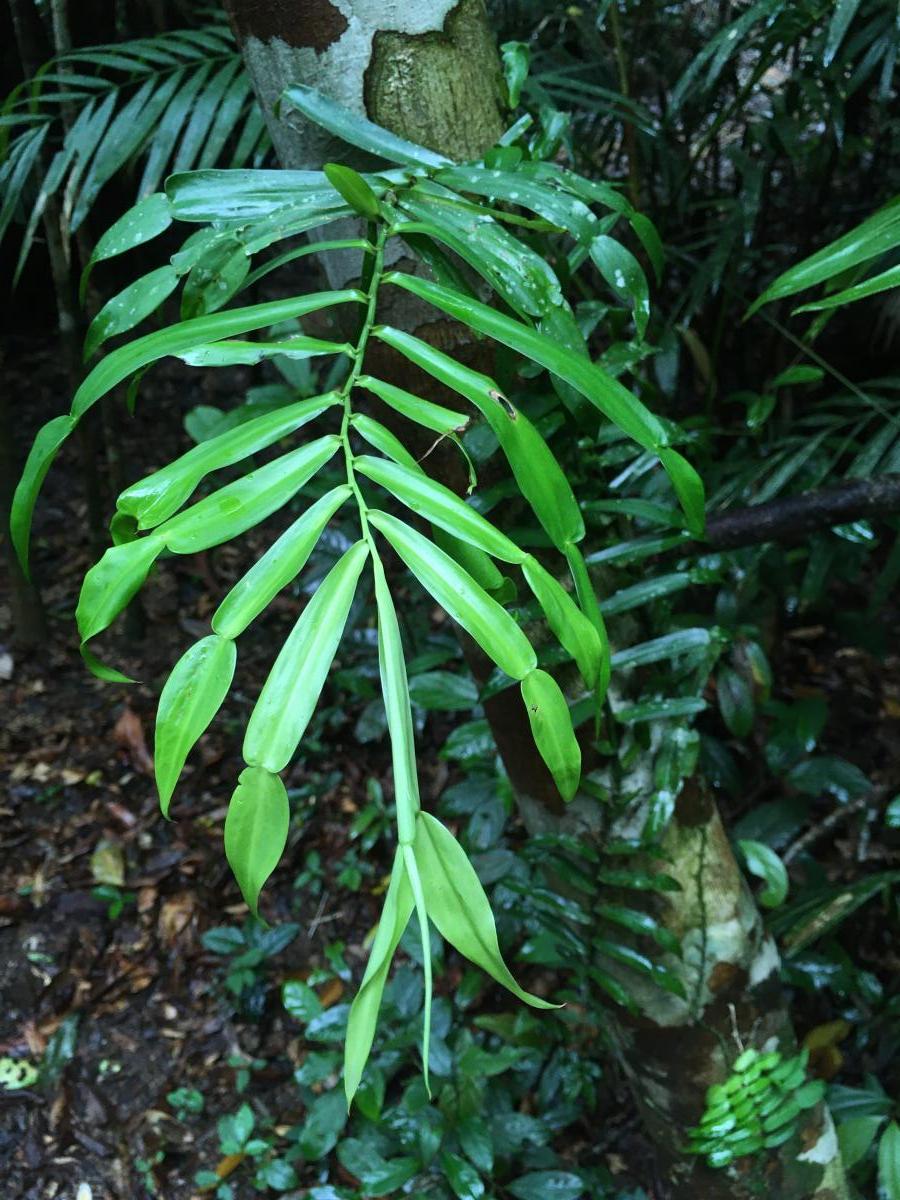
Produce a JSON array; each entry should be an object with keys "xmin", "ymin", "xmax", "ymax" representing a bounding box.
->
[{"xmin": 2, "ymin": 332, "xmax": 899, "ymax": 1200}]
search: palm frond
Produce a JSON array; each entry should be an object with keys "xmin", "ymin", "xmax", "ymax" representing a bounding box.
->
[{"xmin": 1, "ymin": 22, "xmax": 268, "ymax": 279}]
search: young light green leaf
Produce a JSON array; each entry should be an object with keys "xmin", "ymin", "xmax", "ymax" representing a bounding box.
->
[
  {"xmin": 224, "ymin": 766, "xmax": 290, "ymax": 916},
  {"xmin": 563, "ymin": 542, "xmax": 611, "ymax": 698},
  {"xmin": 71, "ymin": 290, "xmax": 362, "ymax": 421},
  {"xmin": 84, "ymin": 265, "xmax": 180, "ymax": 361},
  {"xmin": 737, "ymin": 840, "xmax": 789, "ymax": 909},
  {"xmin": 344, "ymin": 848, "xmax": 414, "ymax": 1105},
  {"xmin": 10, "ymin": 414, "xmax": 76, "ymax": 573},
  {"xmin": 356, "ymin": 374, "xmax": 467, "ymax": 437},
  {"xmin": 158, "ymin": 435, "xmax": 341, "ymax": 554},
  {"xmin": 522, "ymin": 556, "xmax": 604, "ymax": 689},
  {"xmin": 281, "ymin": 84, "xmax": 449, "ymax": 168},
  {"xmin": 324, "ymin": 162, "xmax": 380, "ymax": 218},
  {"xmin": 373, "ymin": 326, "xmax": 584, "ymax": 549},
  {"xmin": 213, "ymin": 486, "xmax": 351, "ymax": 639},
  {"xmin": 368, "ymin": 510, "xmax": 535, "ymax": 680},
  {"xmin": 521, "ymin": 669, "xmax": 581, "ymax": 803},
  {"xmin": 243, "ymin": 541, "xmax": 369, "ymax": 772},
  {"xmin": 119, "ymin": 393, "xmax": 340, "ymax": 528},
  {"xmin": 76, "ymin": 533, "xmax": 166, "ymax": 645},
  {"xmin": 355, "ymin": 455, "xmax": 525, "ymax": 564},
  {"xmin": 413, "ymin": 812, "xmax": 557, "ymax": 1008},
  {"xmin": 384, "ymin": 272, "xmax": 667, "ymax": 450},
  {"xmin": 155, "ymin": 634, "xmax": 237, "ymax": 817}
]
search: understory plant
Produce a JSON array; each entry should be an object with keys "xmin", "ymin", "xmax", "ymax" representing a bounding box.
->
[{"xmin": 11, "ymin": 85, "xmax": 704, "ymax": 1104}]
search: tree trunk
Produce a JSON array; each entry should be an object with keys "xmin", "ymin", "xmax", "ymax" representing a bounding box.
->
[{"xmin": 222, "ymin": 5, "xmax": 847, "ymax": 1196}]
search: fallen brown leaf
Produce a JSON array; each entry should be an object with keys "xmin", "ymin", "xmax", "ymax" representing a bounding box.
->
[{"xmin": 113, "ymin": 705, "xmax": 154, "ymax": 776}]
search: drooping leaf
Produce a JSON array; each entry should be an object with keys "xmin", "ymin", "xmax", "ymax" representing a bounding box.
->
[
  {"xmin": 118, "ymin": 393, "xmax": 339, "ymax": 528},
  {"xmin": 224, "ymin": 766, "xmax": 290, "ymax": 916},
  {"xmin": 355, "ymin": 455, "xmax": 524, "ymax": 563},
  {"xmin": 76, "ymin": 534, "xmax": 166, "ymax": 645},
  {"xmin": 281, "ymin": 84, "xmax": 449, "ymax": 168},
  {"xmin": 412, "ymin": 812, "xmax": 557, "ymax": 1008},
  {"xmin": 374, "ymin": 326, "xmax": 584, "ymax": 549},
  {"xmin": 243, "ymin": 541, "xmax": 369, "ymax": 772},
  {"xmin": 155, "ymin": 634, "xmax": 237, "ymax": 816},
  {"xmin": 71, "ymin": 289, "xmax": 362, "ymax": 420},
  {"xmin": 368, "ymin": 510, "xmax": 536, "ymax": 680},
  {"xmin": 10, "ymin": 414, "xmax": 75, "ymax": 572},
  {"xmin": 84, "ymin": 265, "xmax": 180, "ymax": 360},
  {"xmin": 521, "ymin": 556, "xmax": 604, "ymax": 689},
  {"xmin": 157, "ymin": 435, "xmax": 341, "ymax": 554},
  {"xmin": 372, "ymin": 556, "xmax": 420, "ymax": 844},
  {"xmin": 521, "ymin": 669, "xmax": 581, "ymax": 802},
  {"xmin": 212, "ymin": 486, "xmax": 351, "ymax": 638},
  {"xmin": 356, "ymin": 373, "xmax": 467, "ymax": 436},
  {"xmin": 344, "ymin": 849, "xmax": 414, "ymax": 1104}
]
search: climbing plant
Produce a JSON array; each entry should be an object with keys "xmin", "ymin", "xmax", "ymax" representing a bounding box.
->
[{"xmin": 11, "ymin": 86, "xmax": 704, "ymax": 1102}]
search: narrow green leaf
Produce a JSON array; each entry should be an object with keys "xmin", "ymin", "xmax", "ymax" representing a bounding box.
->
[
  {"xmin": 281, "ymin": 84, "xmax": 449, "ymax": 168},
  {"xmin": 243, "ymin": 541, "xmax": 369, "ymax": 772},
  {"xmin": 432, "ymin": 527, "xmax": 507, "ymax": 594},
  {"xmin": 155, "ymin": 634, "xmax": 237, "ymax": 817},
  {"xmin": 658, "ymin": 447, "xmax": 705, "ymax": 537},
  {"xmin": 521, "ymin": 669, "xmax": 581, "ymax": 803},
  {"xmin": 413, "ymin": 812, "xmax": 557, "ymax": 1008},
  {"xmin": 85, "ymin": 190, "xmax": 171, "ymax": 273},
  {"xmin": 324, "ymin": 162, "xmax": 380, "ymax": 218},
  {"xmin": 402, "ymin": 844, "xmax": 433, "ymax": 1095},
  {"xmin": 224, "ymin": 766, "xmax": 290, "ymax": 916},
  {"xmin": 737, "ymin": 840, "xmax": 789, "ymax": 909},
  {"xmin": 119, "ymin": 393, "xmax": 340, "ymax": 528},
  {"xmin": 372, "ymin": 556, "xmax": 420, "ymax": 845},
  {"xmin": 158, "ymin": 435, "xmax": 341, "ymax": 554},
  {"xmin": 76, "ymin": 534, "xmax": 165, "ymax": 645},
  {"xmin": 71, "ymin": 290, "xmax": 362, "ymax": 421},
  {"xmin": 373, "ymin": 326, "xmax": 584, "ymax": 548},
  {"xmin": 10, "ymin": 414, "xmax": 75, "ymax": 573},
  {"xmin": 384, "ymin": 272, "xmax": 667, "ymax": 451},
  {"xmin": 176, "ymin": 336, "xmax": 350, "ymax": 367},
  {"xmin": 356, "ymin": 373, "xmax": 467, "ymax": 436},
  {"xmin": 355, "ymin": 455, "xmax": 524, "ymax": 564},
  {"xmin": 563, "ymin": 542, "xmax": 610, "ymax": 698},
  {"xmin": 824, "ymin": 0, "xmax": 862, "ymax": 66},
  {"xmin": 84, "ymin": 265, "xmax": 180, "ymax": 360},
  {"xmin": 795, "ymin": 262, "xmax": 900, "ymax": 313},
  {"xmin": 749, "ymin": 200, "xmax": 900, "ymax": 314},
  {"xmin": 368, "ymin": 510, "xmax": 536, "ymax": 680},
  {"xmin": 590, "ymin": 235, "xmax": 651, "ymax": 338},
  {"xmin": 213, "ymin": 486, "xmax": 351, "ymax": 639},
  {"xmin": 344, "ymin": 849, "xmax": 414, "ymax": 1105},
  {"xmin": 522, "ymin": 556, "xmax": 603, "ymax": 689},
  {"xmin": 501, "ymin": 40, "xmax": 530, "ymax": 106},
  {"xmin": 350, "ymin": 415, "xmax": 420, "ymax": 469}
]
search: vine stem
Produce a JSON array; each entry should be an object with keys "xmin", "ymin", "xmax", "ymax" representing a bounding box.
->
[{"xmin": 337, "ymin": 221, "xmax": 388, "ymax": 548}]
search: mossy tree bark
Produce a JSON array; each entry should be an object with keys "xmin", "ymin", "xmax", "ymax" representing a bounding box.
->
[{"xmin": 222, "ymin": 4, "xmax": 847, "ymax": 1196}]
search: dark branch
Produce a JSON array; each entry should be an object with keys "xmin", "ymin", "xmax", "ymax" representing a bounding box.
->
[{"xmin": 705, "ymin": 474, "xmax": 900, "ymax": 551}]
